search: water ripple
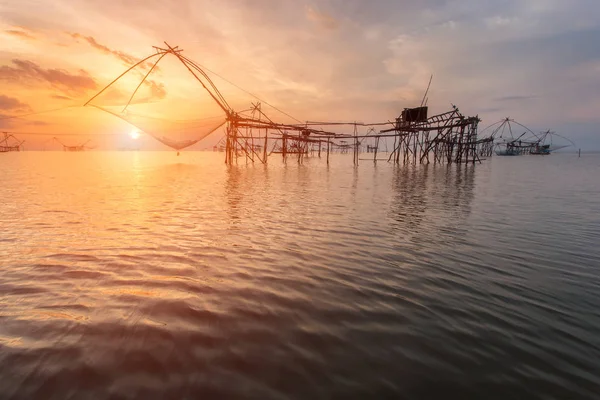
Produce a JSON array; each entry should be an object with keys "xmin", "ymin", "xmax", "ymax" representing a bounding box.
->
[{"xmin": 1, "ymin": 152, "xmax": 600, "ymax": 399}]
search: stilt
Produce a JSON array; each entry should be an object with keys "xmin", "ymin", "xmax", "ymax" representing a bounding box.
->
[{"xmin": 263, "ymin": 129, "xmax": 268, "ymax": 163}]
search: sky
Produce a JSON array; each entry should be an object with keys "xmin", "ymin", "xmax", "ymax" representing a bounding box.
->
[{"xmin": 1, "ymin": 0, "xmax": 599, "ymax": 149}]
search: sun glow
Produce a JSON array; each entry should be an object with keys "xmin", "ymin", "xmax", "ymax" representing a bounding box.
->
[{"xmin": 129, "ymin": 129, "xmax": 141, "ymax": 140}]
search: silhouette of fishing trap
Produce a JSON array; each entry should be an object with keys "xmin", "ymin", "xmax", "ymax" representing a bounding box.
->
[{"xmin": 86, "ymin": 42, "xmax": 486, "ymax": 165}]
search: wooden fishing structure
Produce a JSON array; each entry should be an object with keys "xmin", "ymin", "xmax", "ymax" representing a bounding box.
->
[
  {"xmin": 378, "ymin": 105, "xmax": 486, "ymax": 164},
  {"xmin": 481, "ymin": 118, "xmax": 575, "ymax": 156},
  {"xmin": 86, "ymin": 43, "xmax": 487, "ymax": 165},
  {"xmin": 52, "ymin": 137, "xmax": 93, "ymax": 152},
  {"xmin": 1, "ymin": 132, "xmax": 24, "ymax": 152}
]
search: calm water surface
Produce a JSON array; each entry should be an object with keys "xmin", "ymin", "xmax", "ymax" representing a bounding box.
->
[{"xmin": 1, "ymin": 151, "xmax": 600, "ymax": 399}]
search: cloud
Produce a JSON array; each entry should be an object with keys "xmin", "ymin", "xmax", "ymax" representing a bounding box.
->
[
  {"xmin": 306, "ymin": 6, "xmax": 339, "ymax": 30},
  {"xmin": 144, "ymin": 79, "xmax": 167, "ymax": 100},
  {"xmin": 26, "ymin": 120, "xmax": 50, "ymax": 126},
  {"xmin": 69, "ymin": 33, "xmax": 158, "ymax": 70},
  {"xmin": 5, "ymin": 29, "xmax": 36, "ymax": 40},
  {"xmin": 484, "ymin": 15, "xmax": 518, "ymax": 29},
  {"xmin": 89, "ymin": 78, "xmax": 166, "ymax": 107},
  {"xmin": 0, "ymin": 114, "xmax": 15, "ymax": 129},
  {"xmin": 70, "ymin": 33, "xmax": 135, "ymax": 64},
  {"xmin": 0, "ymin": 59, "xmax": 97, "ymax": 94},
  {"xmin": 478, "ymin": 107, "xmax": 505, "ymax": 114},
  {"xmin": 66, "ymin": 34, "xmax": 167, "ymax": 102},
  {"xmin": 0, "ymin": 95, "xmax": 32, "ymax": 112},
  {"xmin": 1, "ymin": 0, "xmax": 600, "ymax": 147},
  {"xmin": 0, "ymin": 114, "xmax": 49, "ymax": 129},
  {"xmin": 51, "ymin": 94, "xmax": 73, "ymax": 101},
  {"xmin": 494, "ymin": 95, "xmax": 538, "ymax": 102}
]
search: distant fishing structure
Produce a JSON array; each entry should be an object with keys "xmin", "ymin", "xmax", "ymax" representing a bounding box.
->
[
  {"xmin": 481, "ymin": 118, "xmax": 575, "ymax": 156},
  {"xmin": 0, "ymin": 132, "xmax": 24, "ymax": 152},
  {"xmin": 51, "ymin": 137, "xmax": 94, "ymax": 152},
  {"xmin": 85, "ymin": 43, "xmax": 485, "ymax": 165}
]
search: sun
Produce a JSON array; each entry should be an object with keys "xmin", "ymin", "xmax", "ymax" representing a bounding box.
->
[{"xmin": 129, "ymin": 129, "xmax": 141, "ymax": 140}]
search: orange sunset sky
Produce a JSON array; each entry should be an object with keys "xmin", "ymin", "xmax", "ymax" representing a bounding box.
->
[{"xmin": 1, "ymin": 0, "xmax": 599, "ymax": 149}]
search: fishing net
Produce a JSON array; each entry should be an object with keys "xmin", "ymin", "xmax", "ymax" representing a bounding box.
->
[
  {"xmin": 85, "ymin": 51, "xmax": 228, "ymax": 151},
  {"xmin": 480, "ymin": 118, "xmax": 575, "ymax": 155}
]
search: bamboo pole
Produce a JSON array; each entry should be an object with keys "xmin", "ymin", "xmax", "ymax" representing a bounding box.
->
[{"xmin": 263, "ymin": 130, "xmax": 268, "ymax": 163}]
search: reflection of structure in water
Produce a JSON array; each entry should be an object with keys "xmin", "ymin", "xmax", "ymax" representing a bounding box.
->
[{"xmin": 389, "ymin": 164, "xmax": 475, "ymax": 243}]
